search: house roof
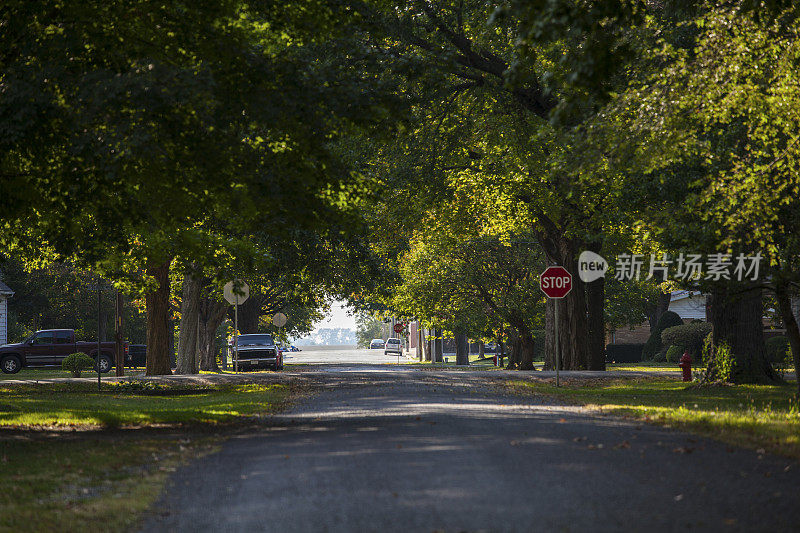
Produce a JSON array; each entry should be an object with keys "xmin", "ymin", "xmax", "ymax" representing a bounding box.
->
[
  {"xmin": 670, "ymin": 290, "xmax": 703, "ymax": 302},
  {"xmin": 0, "ymin": 281, "xmax": 14, "ymax": 296}
]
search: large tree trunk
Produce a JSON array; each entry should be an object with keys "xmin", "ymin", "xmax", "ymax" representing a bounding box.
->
[
  {"xmin": 517, "ymin": 332, "xmax": 536, "ymax": 370},
  {"xmin": 586, "ymin": 276, "xmax": 606, "ymax": 370},
  {"xmin": 775, "ymin": 280, "xmax": 800, "ymax": 395},
  {"xmin": 708, "ymin": 284, "xmax": 778, "ymax": 384},
  {"xmin": 175, "ymin": 272, "xmax": 201, "ymax": 374},
  {"xmin": 455, "ymin": 332, "xmax": 469, "ymax": 365},
  {"xmin": 145, "ymin": 258, "xmax": 173, "ymax": 376},
  {"xmin": 538, "ymin": 229, "xmax": 590, "ymax": 370},
  {"xmin": 198, "ymin": 294, "xmax": 228, "ymax": 372},
  {"xmin": 433, "ymin": 329, "xmax": 443, "ymax": 362},
  {"xmin": 235, "ymin": 294, "xmax": 264, "ymax": 334}
]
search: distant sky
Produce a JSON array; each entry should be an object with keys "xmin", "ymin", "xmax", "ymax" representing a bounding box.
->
[{"xmin": 314, "ymin": 300, "xmax": 356, "ymax": 331}]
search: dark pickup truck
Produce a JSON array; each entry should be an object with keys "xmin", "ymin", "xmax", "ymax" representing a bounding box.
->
[{"xmin": 0, "ymin": 329, "xmax": 126, "ymax": 374}]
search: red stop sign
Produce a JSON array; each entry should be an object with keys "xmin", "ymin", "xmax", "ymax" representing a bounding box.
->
[
  {"xmin": 540, "ymin": 266, "xmax": 573, "ymax": 299},
  {"xmin": 394, "ymin": 323, "xmax": 403, "ymax": 333}
]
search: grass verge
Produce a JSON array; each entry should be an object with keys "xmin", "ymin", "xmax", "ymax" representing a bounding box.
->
[
  {"xmin": 0, "ymin": 379, "xmax": 298, "ymax": 531},
  {"xmin": 507, "ymin": 377, "xmax": 800, "ymax": 459}
]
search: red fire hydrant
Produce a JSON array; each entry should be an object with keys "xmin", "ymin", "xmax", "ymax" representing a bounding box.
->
[{"xmin": 678, "ymin": 351, "xmax": 692, "ymax": 382}]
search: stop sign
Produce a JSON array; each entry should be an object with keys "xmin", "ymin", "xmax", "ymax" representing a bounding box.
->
[{"xmin": 540, "ymin": 266, "xmax": 572, "ymax": 299}]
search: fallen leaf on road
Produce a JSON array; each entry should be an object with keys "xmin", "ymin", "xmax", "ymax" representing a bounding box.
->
[
  {"xmin": 415, "ymin": 416, "xmax": 421, "ymax": 421},
  {"xmin": 614, "ymin": 441, "xmax": 631, "ymax": 450},
  {"xmin": 558, "ymin": 418, "xmax": 567, "ymax": 423},
  {"xmin": 573, "ymin": 437, "xmax": 587, "ymax": 442},
  {"xmin": 674, "ymin": 494, "xmax": 683, "ymax": 502},
  {"xmin": 510, "ymin": 440, "xmax": 520, "ymax": 446},
  {"xmin": 756, "ymin": 448, "xmax": 766, "ymax": 455},
  {"xmin": 672, "ymin": 447, "xmax": 694, "ymax": 454}
]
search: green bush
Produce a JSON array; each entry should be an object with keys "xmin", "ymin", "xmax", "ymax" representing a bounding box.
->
[
  {"xmin": 652, "ymin": 350, "xmax": 667, "ymax": 362},
  {"xmin": 661, "ymin": 322, "xmax": 713, "ymax": 360},
  {"xmin": 765, "ymin": 336, "xmax": 790, "ymax": 364},
  {"xmin": 642, "ymin": 311, "xmax": 683, "ymax": 360},
  {"xmin": 61, "ymin": 352, "xmax": 95, "ymax": 378},
  {"xmin": 665, "ymin": 345, "xmax": 683, "ymax": 363}
]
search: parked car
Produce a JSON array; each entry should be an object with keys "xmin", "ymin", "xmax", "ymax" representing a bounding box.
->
[
  {"xmin": 228, "ymin": 333, "xmax": 283, "ymax": 371},
  {"xmin": 0, "ymin": 329, "xmax": 127, "ymax": 374},
  {"xmin": 384, "ymin": 337, "xmax": 402, "ymax": 356},
  {"xmin": 370, "ymin": 338, "xmax": 385, "ymax": 349},
  {"xmin": 127, "ymin": 344, "xmax": 147, "ymax": 368}
]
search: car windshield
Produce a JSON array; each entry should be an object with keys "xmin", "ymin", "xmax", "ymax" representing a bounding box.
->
[
  {"xmin": 388, "ymin": 339, "xmax": 400, "ymax": 344},
  {"xmin": 236, "ymin": 335, "xmax": 274, "ymax": 346}
]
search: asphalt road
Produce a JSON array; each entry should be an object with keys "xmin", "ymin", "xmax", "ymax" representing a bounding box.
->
[
  {"xmin": 283, "ymin": 346, "xmax": 403, "ymax": 365},
  {"xmin": 142, "ymin": 361, "xmax": 800, "ymax": 532}
]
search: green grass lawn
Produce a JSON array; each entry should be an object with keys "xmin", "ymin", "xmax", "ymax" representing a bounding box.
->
[
  {"xmin": 508, "ymin": 377, "xmax": 800, "ymax": 458},
  {"xmin": 0, "ymin": 381, "xmax": 291, "ymax": 428},
  {"xmin": 0, "ymin": 380, "xmax": 296, "ymax": 531}
]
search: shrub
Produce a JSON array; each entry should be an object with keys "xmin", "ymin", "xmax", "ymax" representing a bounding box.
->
[
  {"xmin": 62, "ymin": 352, "xmax": 95, "ymax": 378},
  {"xmin": 642, "ymin": 311, "xmax": 684, "ymax": 360},
  {"xmin": 665, "ymin": 345, "xmax": 683, "ymax": 363},
  {"xmin": 652, "ymin": 350, "xmax": 667, "ymax": 362},
  {"xmin": 765, "ymin": 336, "xmax": 790, "ymax": 364},
  {"xmin": 661, "ymin": 322, "xmax": 713, "ymax": 360},
  {"xmin": 605, "ymin": 344, "xmax": 644, "ymax": 363}
]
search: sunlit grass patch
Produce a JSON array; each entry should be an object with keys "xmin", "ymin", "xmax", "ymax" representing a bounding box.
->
[
  {"xmin": 0, "ymin": 382, "xmax": 291, "ymax": 429},
  {"xmin": 508, "ymin": 378, "xmax": 800, "ymax": 458}
]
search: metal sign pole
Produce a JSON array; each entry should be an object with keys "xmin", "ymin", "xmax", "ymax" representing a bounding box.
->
[
  {"xmin": 97, "ymin": 283, "xmax": 102, "ymax": 391},
  {"xmin": 555, "ymin": 299, "xmax": 560, "ymax": 388},
  {"xmin": 234, "ymin": 299, "xmax": 239, "ymax": 373}
]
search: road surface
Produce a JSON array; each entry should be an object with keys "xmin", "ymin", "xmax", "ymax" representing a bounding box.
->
[
  {"xmin": 142, "ymin": 357, "xmax": 800, "ymax": 532},
  {"xmin": 283, "ymin": 346, "xmax": 404, "ymax": 365}
]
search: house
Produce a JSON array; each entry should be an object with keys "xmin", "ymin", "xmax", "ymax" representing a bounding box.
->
[
  {"xmin": 668, "ymin": 290, "xmax": 708, "ymax": 320},
  {"xmin": 0, "ymin": 281, "xmax": 13, "ymax": 345},
  {"xmin": 608, "ymin": 290, "xmax": 707, "ymax": 345}
]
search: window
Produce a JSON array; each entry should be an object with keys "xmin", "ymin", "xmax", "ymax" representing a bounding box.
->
[
  {"xmin": 53, "ymin": 331, "xmax": 72, "ymax": 344},
  {"xmin": 32, "ymin": 332, "xmax": 55, "ymax": 345}
]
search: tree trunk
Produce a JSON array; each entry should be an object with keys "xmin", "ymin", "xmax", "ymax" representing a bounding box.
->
[
  {"xmin": 455, "ymin": 332, "xmax": 469, "ymax": 365},
  {"xmin": 175, "ymin": 272, "xmax": 201, "ymax": 374},
  {"xmin": 775, "ymin": 281, "xmax": 800, "ymax": 395},
  {"xmin": 538, "ymin": 231, "xmax": 590, "ymax": 370},
  {"xmin": 586, "ymin": 276, "xmax": 606, "ymax": 370},
  {"xmin": 648, "ymin": 292, "xmax": 673, "ymax": 331},
  {"xmin": 517, "ymin": 332, "xmax": 536, "ymax": 370},
  {"xmin": 198, "ymin": 295, "xmax": 227, "ymax": 372},
  {"xmin": 478, "ymin": 342, "xmax": 484, "ymax": 358},
  {"xmin": 235, "ymin": 294, "xmax": 264, "ymax": 334},
  {"xmin": 423, "ymin": 328, "xmax": 432, "ymax": 361},
  {"xmin": 433, "ymin": 329, "xmax": 443, "ymax": 362},
  {"xmin": 145, "ymin": 258, "xmax": 173, "ymax": 376},
  {"xmin": 498, "ymin": 339, "xmax": 505, "ymax": 367},
  {"xmin": 417, "ymin": 325, "xmax": 424, "ymax": 361},
  {"xmin": 709, "ymin": 284, "xmax": 778, "ymax": 384}
]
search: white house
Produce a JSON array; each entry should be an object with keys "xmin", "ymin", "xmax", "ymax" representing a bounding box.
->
[
  {"xmin": 0, "ymin": 281, "xmax": 13, "ymax": 345},
  {"xmin": 669, "ymin": 290, "xmax": 707, "ymax": 320}
]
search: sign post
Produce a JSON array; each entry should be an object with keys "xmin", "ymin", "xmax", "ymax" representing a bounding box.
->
[
  {"xmin": 539, "ymin": 266, "xmax": 573, "ymax": 387},
  {"xmin": 273, "ymin": 313, "xmax": 287, "ymax": 357},
  {"xmin": 224, "ymin": 280, "xmax": 249, "ymax": 373}
]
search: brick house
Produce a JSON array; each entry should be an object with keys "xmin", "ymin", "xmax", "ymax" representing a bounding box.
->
[{"xmin": 0, "ymin": 281, "xmax": 13, "ymax": 345}]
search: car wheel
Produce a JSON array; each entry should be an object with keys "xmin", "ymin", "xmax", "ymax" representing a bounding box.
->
[
  {"xmin": 96, "ymin": 354, "xmax": 113, "ymax": 373},
  {"xmin": 1, "ymin": 355, "xmax": 21, "ymax": 374}
]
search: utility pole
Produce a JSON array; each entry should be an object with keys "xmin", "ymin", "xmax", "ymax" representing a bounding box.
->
[
  {"xmin": 115, "ymin": 289, "xmax": 124, "ymax": 377},
  {"xmin": 97, "ymin": 281, "xmax": 102, "ymax": 391}
]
